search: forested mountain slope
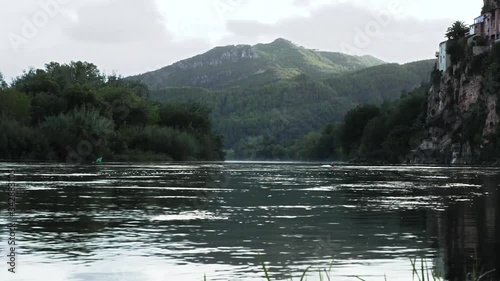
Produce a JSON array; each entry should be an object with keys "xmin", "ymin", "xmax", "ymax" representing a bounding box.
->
[
  {"xmin": 129, "ymin": 38, "xmax": 385, "ymax": 90},
  {"xmin": 150, "ymin": 60, "xmax": 435, "ymax": 154}
]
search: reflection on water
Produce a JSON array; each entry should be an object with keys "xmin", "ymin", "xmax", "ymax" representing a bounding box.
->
[{"xmin": 0, "ymin": 162, "xmax": 499, "ymax": 281}]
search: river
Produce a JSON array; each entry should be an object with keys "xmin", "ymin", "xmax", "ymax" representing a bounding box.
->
[{"xmin": 0, "ymin": 162, "xmax": 498, "ymax": 281}]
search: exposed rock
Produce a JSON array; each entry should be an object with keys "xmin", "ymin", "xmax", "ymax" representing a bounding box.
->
[
  {"xmin": 473, "ymin": 46, "xmax": 490, "ymax": 56},
  {"xmin": 175, "ymin": 45, "xmax": 259, "ymax": 71},
  {"xmin": 485, "ymin": 94, "xmax": 499, "ymax": 135},
  {"xmin": 410, "ymin": 60, "xmax": 499, "ymax": 164}
]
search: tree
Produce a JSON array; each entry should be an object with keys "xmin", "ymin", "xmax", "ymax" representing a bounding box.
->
[
  {"xmin": 0, "ymin": 61, "xmax": 225, "ymax": 162},
  {"xmin": 359, "ymin": 116, "xmax": 388, "ymax": 160},
  {"xmin": 318, "ymin": 124, "xmax": 339, "ymax": 158},
  {"xmin": 446, "ymin": 21, "xmax": 469, "ymax": 40},
  {"xmin": 339, "ymin": 105, "xmax": 381, "ymax": 157},
  {"xmin": 0, "ymin": 118, "xmax": 37, "ymax": 159},
  {"xmin": 383, "ymin": 126, "xmax": 413, "ymax": 163},
  {"xmin": 445, "ymin": 21, "xmax": 469, "ymax": 65},
  {"xmin": 45, "ymin": 61, "xmax": 105, "ymax": 90},
  {"xmin": 96, "ymin": 85, "xmax": 141, "ymax": 126},
  {"xmin": 159, "ymin": 102, "xmax": 213, "ymax": 134},
  {"xmin": 0, "ymin": 72, "xmax": 7, "ymax": 88},
  {"xmin": 30, "ymin": 93, "xmax": 67, "ymax": 124},
  {"xmin": 63, "ymin": 86, "xmax": 99, "ymax": 110},
  {"xmin": 40, "ymin": 107, "xmax": 115, "ymax": 160},
  {"xmin": 0, "ymin": 89, "xmax": 31, "ymax": 122},
  {"xmin": 13, "ymin": 69, "xmax": 60, "ymax": 95}
]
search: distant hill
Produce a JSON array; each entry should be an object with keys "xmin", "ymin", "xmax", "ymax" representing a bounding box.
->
[
  {"xmin": 324, "ymin": 60, "xmax": 437, "ymax": 104},
  {"xmin": 150, "ymin": 59, "xmax": 436, "ymax": 152},
  {"xmin": 128, "ymin": 38, "xmax": 385, "ymax": 90}
]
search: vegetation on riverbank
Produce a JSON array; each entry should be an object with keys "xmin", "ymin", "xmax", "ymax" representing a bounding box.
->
[
  {"xmin": 0, "ymin": 62, "xmax": 225, "ymax": 163},
  {"xmin": 203, "ymin": 257, "xmax": 497, "ymax": 281},
  {"xmin": 233, "ymin": 83, "xmax": 429, "ymax": 162}
]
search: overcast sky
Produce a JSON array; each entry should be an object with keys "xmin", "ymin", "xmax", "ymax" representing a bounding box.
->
[{"xmin": 0, "ymin": 0, "xmax": 481, "ymax": 80}]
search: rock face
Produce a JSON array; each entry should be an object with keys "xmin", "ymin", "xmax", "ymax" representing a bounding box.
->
[
  {"xmin": 409, "ymin": 62, "xmax": 500, "ymax": 164},
  {"xmin": 175, "ymin": 45, "xmax": 259, "ymax": 71}
]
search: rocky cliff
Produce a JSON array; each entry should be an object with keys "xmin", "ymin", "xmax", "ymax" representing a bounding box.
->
[
  {"xmin": 175, "ymin": 45, "xmax": 259, "ymax": 70},
  {"xmin": 409, "ymin": 53, "xmax": 500, "ymax": 164},
  {"xmin": 408, "ymin": 1, "xmax": 500, "ymax": 164}
]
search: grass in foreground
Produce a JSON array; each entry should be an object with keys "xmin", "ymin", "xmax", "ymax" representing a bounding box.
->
[{"xmin": 203, "ymin": 257, "xmax": 496, "ymax": 281}]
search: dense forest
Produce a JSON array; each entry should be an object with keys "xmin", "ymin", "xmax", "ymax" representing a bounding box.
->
[
  {"xmin": 0, "ymin": 62, "xmax": 225, "ymax": 163},
  {"xmin": 150, "ymin": 60, "xmax": 435, "ymax": 159},
  {"xmin": 279, "ymin": 85, "xmax": 430, "ymax": 162}
]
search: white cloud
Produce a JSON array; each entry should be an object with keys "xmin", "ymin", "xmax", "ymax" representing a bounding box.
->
[{"xmin": 0, "ymin": 0, "xmax": 485, "ymax": 80}]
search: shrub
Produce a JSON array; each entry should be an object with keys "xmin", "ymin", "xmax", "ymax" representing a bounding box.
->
[
  {"xmin": 469, "ymin": 52, "xmax": 488, "ymax": 75},
  {"xmin": 474, "ymin": 36, "xmax": 488, "ymax": 47},
  {"xmin": 431, "ymin": 65, "xmax": 442, "ymax": 86},
  {"xmin": 40, "ymin": 107, "xmax": 115, "ymax": 160},
  {"xmin": 447, "ymin": 38, "xmax": 467, "ymax": 65},
  {"xmin": 0, "ymin": 118, "xmax": 36, "ymax": 159},
  {"xmin": 0, "ymin": 89, "xmax": 31, "ymax": 122},
  {"xmin": 30, "ymin": 93, "xmax": 67, "ymax": 124},
  {"xmin": 128, "ymin": 126, "xmax": 200, "ymax": 161},
  {"xmin": 359, "ymin": 116, "xmax": 388, "ymax": 160}
]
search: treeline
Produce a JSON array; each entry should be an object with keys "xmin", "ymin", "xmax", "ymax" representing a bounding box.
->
[
  {"xmin": 242, "ymin": 84, "xmax": 430, "ymax": 162},
  {"xmin": 0, "ymin": 62, "xmax": 224, "ymax": 162}
]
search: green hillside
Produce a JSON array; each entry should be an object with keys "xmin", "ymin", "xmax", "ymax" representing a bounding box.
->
[
  {"xmin": 324, "ymin": 60, "xmax": 436, "ymax": 104},
  {"xmin": 150, "ymin": 60, "xmax": 436, "ymax": 157},
  {"xmin": 128, "ymin": 38, "xmax": 385, "ymax": 90}
]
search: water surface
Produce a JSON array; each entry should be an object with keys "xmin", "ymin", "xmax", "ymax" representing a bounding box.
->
[{"xmin": 0, "ymin": 162, "xmax": 498, "ymax": 281}]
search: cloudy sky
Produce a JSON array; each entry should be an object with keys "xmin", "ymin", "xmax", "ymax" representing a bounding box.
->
[{"xmin": 0, "ymin": 0, "xmax": 481, "ymax": 80}]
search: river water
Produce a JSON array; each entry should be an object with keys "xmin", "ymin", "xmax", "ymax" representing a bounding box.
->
[{"xmin": 0, "ymin": 162, "xmax": 498, "ymax": 281}]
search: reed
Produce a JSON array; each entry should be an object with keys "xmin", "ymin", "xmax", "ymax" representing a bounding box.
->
[{"xmin": 203, "ymin": 257, "xmax": 496, "ymax": 281}]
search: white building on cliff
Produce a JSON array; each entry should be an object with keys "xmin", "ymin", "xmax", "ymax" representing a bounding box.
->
[{"xmin": 436, "ymin": 41, "xmax": 450, "ymax": 71}]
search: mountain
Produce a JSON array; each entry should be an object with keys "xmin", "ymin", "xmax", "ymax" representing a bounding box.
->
[
  {"xmin": 150, "ymin": 59, "xmax": 436, "ymax": 155},
  {"xmin": 324, "ymin": 60, "xmax": 436, "ymax": 104},
  {"xmin": 128, "ymin": 38, "xmax": 385, "ymax": 90}
]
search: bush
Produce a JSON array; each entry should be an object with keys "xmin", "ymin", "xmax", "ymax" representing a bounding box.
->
[
  {"xmin": 474, "ymin": 36, "xmax": 488, "ymax": 47},
  {"xmin": 1, "ymin": 61, "xmax": 225, "ymax": 162},
  {"xmin": 383, "ymin": 126, "xmax": 413, "ymax": 163},
  {"xmin": 0, "ymin": 118, "xmax": 36, "ymax": 159},
  {"xmin": 469, "ymin": 52, "xmax": 488, "ymax": 75},
  {"xmin": 359, "ymin": 116, "xmax": 388, "ymax": 160},
  {"xmin": 339, "ymin": 105, "xmax": 381, "ymax": 156},
  {"xmin": 0, "ymin": 89, "xmax": 31, "ymax": 122},
  {"xmin": 30, "ymin": 93, "xmax": 67, "ymax": 124},
  {"xmin": 128, "ymin": 126, "xmax": 199, "ymax": 161},
  {"xmin": 40, "ymin": 107, "xmax": 115, "ymax": 160},
  {"xmin": 159, "ymin": 102, "xmax": 213, "ymax": 134},
  {"xmin": 447, "ymin": 38, "xmax": 467, "ymax": 65},
  {"xmin": 431, "ymin": 65, "xmax": 442, "ymax": 85}
]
